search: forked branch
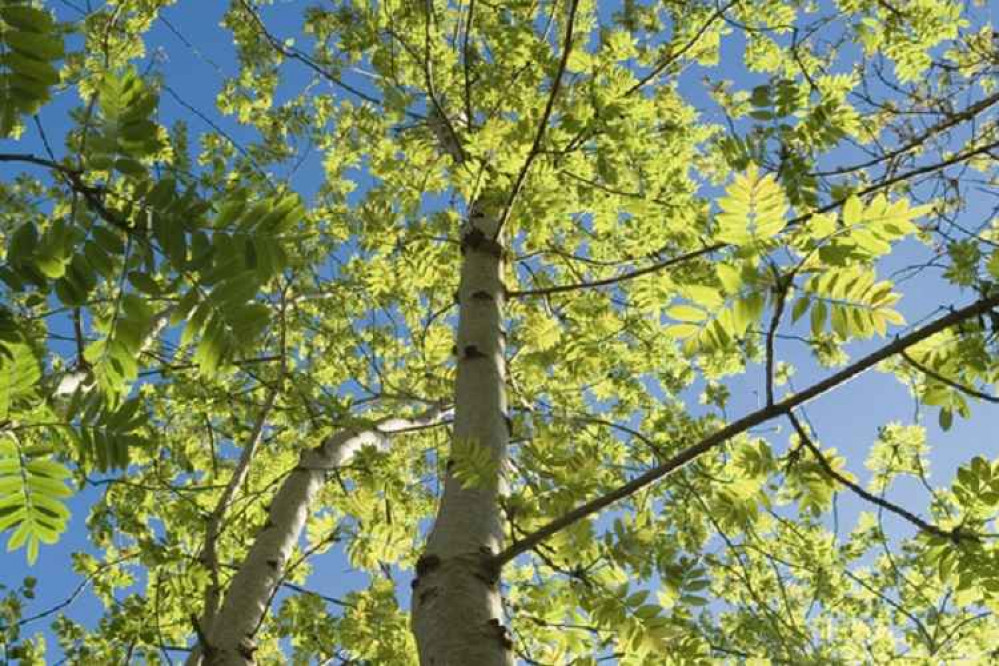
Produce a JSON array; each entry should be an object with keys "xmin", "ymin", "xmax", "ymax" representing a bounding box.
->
[
  {"xmin": 786, "ymin": 412, "xmax": 972, "ymax": 542},
  {"xmin": 193, "ymin": 404, "xmax": 451, "ymax": 663}
]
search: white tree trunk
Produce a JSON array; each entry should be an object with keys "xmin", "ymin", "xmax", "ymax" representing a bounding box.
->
[
  {"xmin": 194, "ymin": 409, "xmax": 446, "ymax": 665},
  {"xmin": 411, "ymin": 202, "xmax": 513, "ymax": 666}
]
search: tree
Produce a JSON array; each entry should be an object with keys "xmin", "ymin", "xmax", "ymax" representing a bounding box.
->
[{"xmin": 1, "ymin": 0, "xmax": 999, "ymax": 662}]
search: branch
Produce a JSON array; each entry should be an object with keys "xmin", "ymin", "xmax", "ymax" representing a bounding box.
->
[
  {"xmin": 765, "ymin": 269, "xmax": 790, "ymax": 407},
  {"xmin": 277, "ymin": 580, "xmax": 354, "ymax": 608},
  {"xmin": 557, "ymin": 0, "xmax": 737, "ymax": 156},
  {"xmin": 624, "ymin": 0, "xmax": 738, "ymax": 96},
  {"xmin": 557, "ymin": 168, "xmax": 681, "ymax": 208},
  {"xmin": 900, "ymin": 350, "xmax": 999, "ymax": 404},
  {"xmin": 0, "ymin": 151, "xmax": 77, "ymax": 175},
  {"xmin": 189, "ymin": 614, "xmax": 214, "ymax": 662},
  {"xmin": 812, "ymin": 91, "xmax": 999, "ymax": 177},
  {"xmin": 137, "ymin": 354, "xmax": 284, "ymax": 378},
  {"xmin": 850, "ymin": 138, "xmax": 999, "ymax": 201},
  {"xmin": 461, "ymin": 0, "xmax": 476, "ymax": 127},
  {"xmin": 234, "ymin": 0, "xmax": 420, "ymax": 119},
  {"xmin": 509, "ymin": 137, "xmax": 999, "ymax": 299},
  {"xmin": 492, "ymin": 293, "xmax": 999, "ymax": 566},
  {"xmin": 786, "ymin": 412, "xmax": 969, "ymax": 542},
  {"xmin": 186, "ymin": 385, "xmax": 280, "ymax": 665},
  {"xmin": 0, "ymin": 152, "xmax": 132, "ymax": 233},
  {"xmin": 494, "ymin": 0, "xmax": 580, "ymax": 238},
  {"xmin": 199, "ymin": 404, "xmax": 451, "ymax": 664},
  {"xmin": 189, "ymin": 290, "xmax": 290, "ymax": 660},
  {"xmin": 508, "ymin": 243, "xmax": 721, "ymax": 298},
  {"xmin": 161, "ymin": 84, "xmax": 269, "ymax": 183},
  {"xmin": 16, "ymin": 551, "xmax": 137, "ymax": 627},
  {"xmin": 421, "ymin": 0, "xmax": 466, "ymax": 162}
]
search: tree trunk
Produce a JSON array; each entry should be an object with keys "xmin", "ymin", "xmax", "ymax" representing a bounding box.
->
[
  {"xmin": 411, "ymin": 201, "xmax": 513, "ymax": 666},
  {"xmin": 193, "ymin": 410, "xmax": 446, "ymax": 665}
]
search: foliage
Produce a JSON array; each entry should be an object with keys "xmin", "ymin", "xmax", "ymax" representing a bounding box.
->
[
  {"xmin": 0, "ymin": 0, "xmax": 998, "ymax": 662},
  {"xmin": 0, "ymin": 0, "xmax": 63, "ymax": 137}
]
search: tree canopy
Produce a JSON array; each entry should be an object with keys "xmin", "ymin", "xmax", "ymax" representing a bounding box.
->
[{"xmin": 1, "ymin": 0, "xmax": 999, "ymax": 663}]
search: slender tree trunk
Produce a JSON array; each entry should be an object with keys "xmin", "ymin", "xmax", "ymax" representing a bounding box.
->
[
  {"xmin": 187, "ymin": 409, "xmax": 446, "ymax": 666},
  {"xmin": 411, "ymin": 201, "xmax": 513, "ymax": 666}
]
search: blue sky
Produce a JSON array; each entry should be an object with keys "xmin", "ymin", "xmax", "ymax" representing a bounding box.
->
[{"xmin": 1, "ymin": 0, "xmax": 997, "ymax": 660}]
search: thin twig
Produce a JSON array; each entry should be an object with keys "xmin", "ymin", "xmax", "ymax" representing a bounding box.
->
[
  {"xmin": 461, "ymin": 0, "xmax": 476, "ymax": 127},
  {"xmin": 0, "ymin": 152, "xmax": 131, "ymax": 232},
  {"xmin": 765, "ymin": 268, "xmax": 790, "ymax": 407},
  {"xmin": 786, "ymin": 412, "xmax": 966, "ymax": 541},
  {"xmin": 508, "ymin": 244, "xmax": 720, "ymax": 298},
  {"xmin": 235, "ymin": 0, "xmax": 421, "ymax": 119},
  {"xmin": 900, "ymin": 350, "xmax": 999, "ymax": 404},
  {"xmin": 812, "ymin": 91, "xmax": 999, "ymax": 177},
  {"xmin": 624, "ymin": 0, "xmax": 739, "ymax": 96},
  {"xmin": 16, "ymin": 552, "xmax": 137, "ymax": 626},
  {"xmin": 494, "ymin": 0, "xmax": 580, "ymax": 238},
  {"xmin": 509, "ymin": 137, "xmax": 999, "ymax": 299}
]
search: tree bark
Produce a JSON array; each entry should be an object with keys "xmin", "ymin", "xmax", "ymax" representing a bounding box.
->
[
  {"xmin": 187, "ymin": 408, "xmax": 447, "ymax": 666},
  {"xmin": 411, "ymin": 201, "xmax": 513, "ymax": 666}
]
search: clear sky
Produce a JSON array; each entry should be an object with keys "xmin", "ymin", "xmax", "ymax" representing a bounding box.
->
[{"xmin": 1, "ymin": 0, "xmax": 996, "ymax": 661}]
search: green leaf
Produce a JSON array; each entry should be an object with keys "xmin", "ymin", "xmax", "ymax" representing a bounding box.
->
[
  {"xmin": 665, "ymin": 305, "xmax": 706, "ymax": 322},
  {"xmin": 683, "ymin": 285, "xmax": 723, "ymax": 309},
  {"xmin": 791, "ymin": 296, "xmax": 810, "ymax": 323},
  {"xmin": 750, "ymin": 85, "xmax": 771, "ymax": 108},
  {"xmin": 830, "ymin": 305, "xmax": 849, "ymax": 338},
  {"xmin": 214, "ymin": 199, "xmax": 247, "ymax": 228},
  {"xmin": 8, "ymin": 221, "xmax": 38, "ymax": 259},
  {"xmin": 85, "ymin": 67, "xmax": 162, "ymax": 169},
  {"xmin": 716, "ymin": 263, "xmax": 742, "ymax": 294},
  {"xmin": 4, "ymin": 31, "xmax": 63, "ymax": 61},
  {"xmin": 939, "ymin": 408, "xmax": 953, "ymax": 431},
  {"xmin": 810, "ymin": 299, "xmax": 827, "ymax": 337},
  {"xmin": 0, "ymin": 343, "xmax": 40, "ymax": 419},
  {"xmin": 0, "ymin": 5, "xmax": 63, "ymax": 136},
  {"xmin": 0, "ymin": 4, "xmax": 56, "ymax": 31},
  {"xmin": 127, "ymin": 271, "xmax": 161, "ymax": 295},
  {"xmin": 664, "ymin": 324, "xmax": 701, "ymax": 340},
  {"xmin": 842, "ymin": 195, "xmax": 862, "ymax": 226},
  {"xmin": 0, "ymin": 444, "xmax": 72, "ymax": 564},
  {"xmin": 114, "ymin": 157, "xmax": 145, "ymax": 177},
  {"xmin": 680, "ymin": 595, "xmax": 709, "ymax": 607},
  {"xmin": 715, "ymin": 165, "xmax": 788, "ymax": 247},
  {"xmin": 987, "ymin": 252, "xmax": 999, "ymax": 280},
  {"xmin": 92, "ymin": 227, "xmax": 125, "ymax": 255}
]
